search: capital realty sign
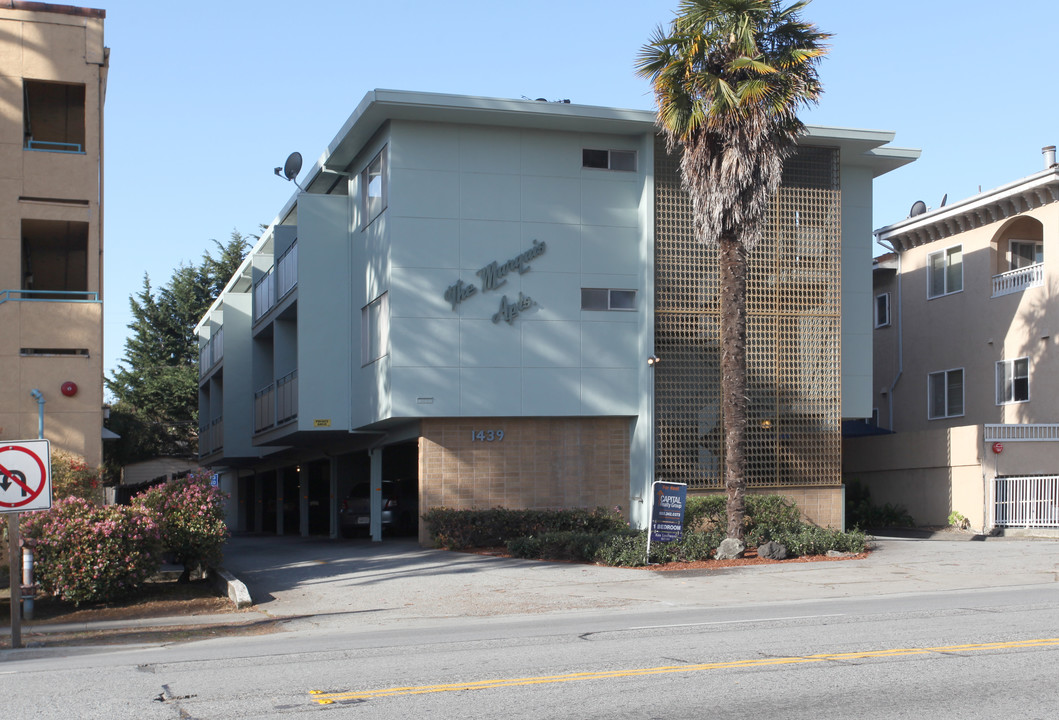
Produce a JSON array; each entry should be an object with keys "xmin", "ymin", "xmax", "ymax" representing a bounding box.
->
[{"xmin": 443, "ymin": 240, "xmax": 546, "ymax": 325}]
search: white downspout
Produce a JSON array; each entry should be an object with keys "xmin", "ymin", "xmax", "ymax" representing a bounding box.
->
[{"xmin": 878, "ymin": 241, "xmax": 902, "ymax": 431}]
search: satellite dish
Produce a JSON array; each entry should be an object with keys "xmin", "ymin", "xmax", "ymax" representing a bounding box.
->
[
  {"xmin": 909, "ymin": 200, "xmax": 927, "ymax": 217},
  {"xmin": 939, "ymin": 193, "xmax": 947, "ymax": 207},
  {"xmin": 283, "ymin": 152, "xmax": 303, "ymax": 182}
]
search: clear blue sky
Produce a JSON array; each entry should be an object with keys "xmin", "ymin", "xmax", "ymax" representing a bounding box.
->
[{"xmin": 99, "ymin": 0, "xmax": 1059, "ymax": 380}]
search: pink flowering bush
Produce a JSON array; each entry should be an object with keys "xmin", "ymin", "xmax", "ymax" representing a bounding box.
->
[
  {"xmin": 50, "ymin": 451, "xmax": 104, "ymax": 504},
  {"xmin": 21, "ymin": 497, "xmax": 162, "ymax": 604},
  {"xmin": 133, "ymin": 471, "xmax": 229, "ymax": 582}
]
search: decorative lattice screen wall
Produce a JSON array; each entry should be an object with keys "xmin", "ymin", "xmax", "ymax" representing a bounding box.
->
[{"xmin": 654, "ymin": 139, "xmax": 841, "ymax": 489}]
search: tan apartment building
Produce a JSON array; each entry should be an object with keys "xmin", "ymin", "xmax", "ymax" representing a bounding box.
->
[
  {"xmin": 0, "ymin": 2, "xmax": 107, "ymax": 467},
  {"xmin": 846, "ymin": 147, "xmax": 1059, "ymax": 532}
]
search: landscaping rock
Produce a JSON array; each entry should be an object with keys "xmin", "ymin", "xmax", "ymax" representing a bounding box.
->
[
  {"xmin": 715, "ymin": 538, "xmax": 746, "ymax": 560},
  {"xmin": 826, "ymin": 550, "xmax": 856, "ymax": 558},
  {"xmin": 757, "ymin": 541, "xmax": 788, "ymax": 560}
]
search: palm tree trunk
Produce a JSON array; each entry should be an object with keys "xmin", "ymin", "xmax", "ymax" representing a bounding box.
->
[{"xmin": 719, "ymin": 234, "xmax": 747, "ymax": 541}]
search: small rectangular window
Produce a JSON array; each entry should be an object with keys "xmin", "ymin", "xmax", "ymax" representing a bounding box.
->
[
  {"xmin": 361, "ymin": 293, "xmax": 389, "ymax": 366},
  {"xmin": 928, "ymin": 368, "xmax": 964, "ymax": 419},
  {"xmin": 874, "ymin": 293, "xmax": 890, "ymax": 328},
  {"xmin": 582, "ymin": 288, "xmax": 636, "ymax": 311},
  {"xmin": 20, "ymin": 348, "xmax": 89, "ymax": 357},
  {"xmin": 362, "ymin": 147, "xmax": 387, "ymax": 228},
  {"xmin": 996, "ymin": 357, "xmax": 1029, "ymax": 404},
  {"xmin": 582, "ymin": 148, "xmax": 636, "ymax": 172},
  {"xmin": 927, "ymin": 245, "xmax": 962, "ymax": 298}
]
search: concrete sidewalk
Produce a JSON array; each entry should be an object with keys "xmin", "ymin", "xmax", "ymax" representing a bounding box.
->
[
  {"xmin": 8, "ymin": 532, "xmax": 1058, "ymax": 638},
  {"xmin": 218, "ymin": 533, "xmax": 1059, "ymax": 627}
]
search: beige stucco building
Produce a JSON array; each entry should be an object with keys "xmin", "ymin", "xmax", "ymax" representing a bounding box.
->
[
  {"xmin": 0, "ymin": 2, "xmax": 107, "ymax": 467},
  {"xmin": 846, "ymin": 147, "xmax": 1059, "ymax": 531}
]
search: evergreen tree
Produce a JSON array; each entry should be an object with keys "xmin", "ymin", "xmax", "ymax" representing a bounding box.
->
[{"xmin": 105, "ymin": 231, "xmax": 250, "ymax": 476}]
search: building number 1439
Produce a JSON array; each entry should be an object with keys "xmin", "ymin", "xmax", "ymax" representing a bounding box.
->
[{"xmin": 471, "ymin": 430, "xmax": 504, "ymax": 442}]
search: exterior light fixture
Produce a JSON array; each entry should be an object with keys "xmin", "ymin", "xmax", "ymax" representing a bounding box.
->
[{"xmin": 647, "ymin": 355, "xmax": 660, "ymax": 366}]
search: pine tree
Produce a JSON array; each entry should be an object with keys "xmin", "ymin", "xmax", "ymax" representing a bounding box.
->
[{"xmin": 105, "ymin": 231, "xmax": 250, "ymax": 475}]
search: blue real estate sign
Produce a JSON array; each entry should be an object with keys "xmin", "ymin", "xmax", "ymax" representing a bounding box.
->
[{"xmin": 649, "ymin": 481, "xmax": 687, "ymax": 543}]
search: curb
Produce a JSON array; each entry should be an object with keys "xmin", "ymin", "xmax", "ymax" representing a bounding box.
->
[{"xmin": 208, "ymin": 566, "xmax": 253, "ymax": 609}]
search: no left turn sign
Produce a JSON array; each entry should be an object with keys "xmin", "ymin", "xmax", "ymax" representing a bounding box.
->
[{"xmin": 0, "ymin": 439, "xmax": 52, "ymax": 512}]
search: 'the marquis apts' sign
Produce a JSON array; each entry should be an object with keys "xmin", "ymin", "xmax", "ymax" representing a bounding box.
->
[{"xmin": 443, "ymin": 240, "xmax": 546, "ymax": 325}]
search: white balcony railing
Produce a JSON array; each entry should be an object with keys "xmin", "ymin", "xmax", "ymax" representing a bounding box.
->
[
  {"xmin": 992, "ymin": 263, "xmax": 1044, "ymax": 297},
  {"xmin": 198, "ymin": 327, "xmax": 225, "ymax": 377}
]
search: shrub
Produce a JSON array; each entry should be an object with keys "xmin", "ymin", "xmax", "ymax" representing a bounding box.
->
[
  {"xmin": 424, "ymin": 507, "xmax": 627, "ymax": 550},
  {"xmin": 50, "ymin": 450, "xmax": 104, "ymax": 504},
  {"xmin": 683, "ymin": 495, "xmax": 726, "ymax": 532},
  {"xmin": 507, "ymin": 530, "xmax": 629, "ymax": 562},
  {"xmin": 21, "ymin": 496, "xmax": 162, "ymax": 604},
  {"xmin": 769, "ymin": 525, "xmax": 868, "ymax": 556},
  {"xmin": 133, "ymin": 471, "xmax": 228, "ymax": 581},
  {"xmin": 745, "ymin": 495, "xmax": 806, "ymax": 546},
  {"xmin": 845, "ymin": 479, "xmax": 914, "ymax": 529}
]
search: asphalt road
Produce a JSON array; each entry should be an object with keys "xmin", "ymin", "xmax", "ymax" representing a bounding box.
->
[{"xmin": 4, "ymin": 584, "xmax": 1058, "ymax": 718}]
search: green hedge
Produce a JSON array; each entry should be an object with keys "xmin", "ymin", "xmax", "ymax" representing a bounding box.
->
[
  {"xmin": 425, "ymin": 496, "xmax": 869, "ymax": 566},
  {"xmin": 423, "ymin": 507, "xmax": 627, "ymax": 550}
]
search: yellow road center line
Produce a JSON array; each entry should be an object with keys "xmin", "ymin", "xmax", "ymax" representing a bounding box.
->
[{"xmin": 310, "ymin": 637, "xmax": 1059, "ymax": 703}]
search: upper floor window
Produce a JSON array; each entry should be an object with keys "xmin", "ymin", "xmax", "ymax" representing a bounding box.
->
[
  {"xmin": 582, "ymin": 148, "xmax": 636, "ymax": 172},
  {"xmin": 927, "ymin": 245, "xmax": 962, "ymax": 299},
  {"xmin": 582, "ymin": 288, "xmax": 636, "ymax": 311},
  {"xmin": 362, "ymin": 147, "xmax": 387, "ymax": 228},
  {"xmin": 23, "ymin": 80, "xmax": 86, "ymax": 153},
  {"xmin": 996, "ymin": 357, "xmax": 1029, "ymax": 404},
  {"xmin": 927, "ymin": 368, "xmax": 964, "ymax": 419},
  {"xmin": 1009, "ymin": 240, "xmax": 1043, "ymax": 270},
  {"xmin": 874, "ymin": 292, "xmax": 890, "ymax": 328},
  {"xmin": 361, "ymin": 292, "xmax": 389, "ymax": 366}
]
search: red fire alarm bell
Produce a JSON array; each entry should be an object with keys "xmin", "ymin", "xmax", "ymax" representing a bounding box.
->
[{"xmin": 60, "ymin": 381, "xmax": 78, "ymax": 397}]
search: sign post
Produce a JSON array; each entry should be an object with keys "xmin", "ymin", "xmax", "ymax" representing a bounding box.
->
[
  {"xmin": 646, "ymin": 481, "xmax": 687, "ymax": 563},
  {"xmin": 1, "ymin": 439, "xmax": 52, "ymax": 649}
]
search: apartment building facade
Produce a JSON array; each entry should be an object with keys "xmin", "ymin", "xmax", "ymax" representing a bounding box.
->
[
  {"xmin": 846, "ymin": 147, "xmax": 1059, "ymax": 531},
  {"xmin": 0, "ymin": 2, "xmax": 107, "ymax": 467},
  {"xmin": 197, "ymin": 90, "xmax": 915, "ymax": 541}
]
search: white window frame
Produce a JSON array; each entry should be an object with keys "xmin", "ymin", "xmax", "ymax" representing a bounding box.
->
[
  {"xmin": 582, "ymin": 148, "xmax": 637, "ymax": 172},
  {"xmin": 927, "ymin": 367, "xmax": 964, "ymax": 420},
  {"xmin": 874, "ymin": 292, "xmax": 891, "ymax": 328},
  {"xmin": 926, "ymin": 244, "xmax": 963, "ymax": 299},
  {"xmin": 996, "ymin": 357, "xmax": 1030, "ymax": 405},
  {"xmin": 361, "ymin": 292, "xmax": 389, "ymax": 366},
  {"xmin": 361, "ymin": 146, "xmax": 387, "ymax": 229},
  {"xmin": 1008, "ymin": 239, "xmax": 1043, "ymax": 271},
  {"xmin": 581, "ymin": 288, "xmax": 637, "ymax": 311}
]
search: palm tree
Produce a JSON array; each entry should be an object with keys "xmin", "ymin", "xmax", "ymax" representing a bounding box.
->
[{"xmin": 637, "ymin": 0, "xmax": 828, "ymax": 541}]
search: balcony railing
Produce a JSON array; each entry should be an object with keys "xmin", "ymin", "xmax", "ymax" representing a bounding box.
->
[
  {"xmin": 277, "ymin": 242, "xmax": 298, "ymax": 300},
  {"xmin": 0, "ymin": 289, "xmax": 99, "ymax": 304},
  {"xmin": 253, "ymin": 266, "xmax": 275, "ymax": 321},
  {"xmin": 992, "ymin": 263, "xmax": 1044, "ymax": 297},
  {"xmin": 199, "ymin": 328, "xmax": 224, "ymax": 377},
  {"xmin": 198, "ymin": 416, "xmax": 224, "ymax": 457},
  {"xmin": 252, "ymin": 241, "xmax": 299, "ymax": 323},
  {"xmin": 254, "ymin": 370, "xmax": 299, "ymax": 433},
  {"xmin": 254, "ymin": 383, "xmax": 274, "ymax": 432},
  {"xmin": 276, "ymin": 370, "xmax": 299, "ymax": 424}
]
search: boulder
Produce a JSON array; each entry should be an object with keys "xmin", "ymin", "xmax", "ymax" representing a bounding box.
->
[
  {"xmin": 715, "ymin": 538, "xmax": 746, "ymax": 560},
  {"xmin": 757, "ymin": 540, "xmax": 788, "ymax": 560}
]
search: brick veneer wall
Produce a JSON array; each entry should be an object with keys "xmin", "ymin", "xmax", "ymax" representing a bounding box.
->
[
  {"xmin": 418, "ymin": 417, "xmax": 631, "ymax": 543},
  {"xmin": 691, "ymin": 486, "xmax": 845, "ymax": 530}
]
